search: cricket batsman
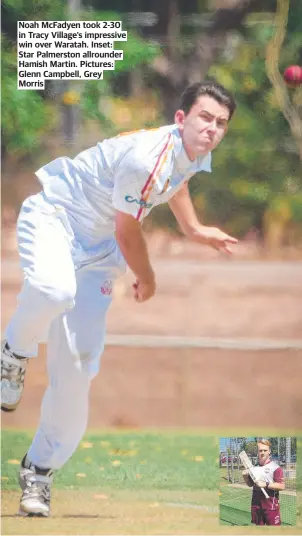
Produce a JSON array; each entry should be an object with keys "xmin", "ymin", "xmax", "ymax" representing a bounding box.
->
[
  {"xmin": 242, "ymin": 439, "xmax": 285, "ymax": 525},
  {"xmin": 1, "ymin": 80, "xmax": 237, "ymax": 517}
]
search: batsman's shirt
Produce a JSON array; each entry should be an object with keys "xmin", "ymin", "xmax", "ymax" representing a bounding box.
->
[
  {"xmin": 251, "ymin": 461, "xmax": 284, "ymax": 509},
  {"xmin": 35, "ymin": 125, "xmax": 211, "ymax": 246}
]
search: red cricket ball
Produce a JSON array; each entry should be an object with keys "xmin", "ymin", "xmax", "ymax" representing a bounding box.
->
[{"xmin": 283, "ymin": 65, "xmax": 302, "ymax": 88}]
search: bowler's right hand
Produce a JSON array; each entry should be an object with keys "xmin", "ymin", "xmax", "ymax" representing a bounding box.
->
[{"xmin": 133, "ymin": 278, "xmax": 156, "ymax": 302}]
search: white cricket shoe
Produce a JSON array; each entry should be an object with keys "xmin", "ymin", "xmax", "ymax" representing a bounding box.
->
[
  {"xmin": 19, "ymin": 456, "xmax": 53, "ymax": 517},
  {"xmin": 1, "ymin": 341, "xmax": 28, "ymax": 411}
]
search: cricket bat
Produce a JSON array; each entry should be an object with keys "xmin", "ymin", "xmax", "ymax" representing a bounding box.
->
[{"xmin": 239, "ymin": 450, "xmax": 269, "ymax": 499}]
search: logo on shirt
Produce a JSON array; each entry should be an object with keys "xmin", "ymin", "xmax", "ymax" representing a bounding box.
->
[
  {"xmin": 125, "ymin": 195, "xmax": 152, "ymax": 209},
  {"xmin": 101, "ymin": 280, "xmax": 113, "ymax": 296}
]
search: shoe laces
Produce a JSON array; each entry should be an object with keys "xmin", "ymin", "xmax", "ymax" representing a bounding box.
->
[
  {"xmin": 1, "ymin": 349, "xmax": 27, "ymax": 385},
  {"xmin": 22, "ymin": 474, "xmax": 52, "ymax": 502}
]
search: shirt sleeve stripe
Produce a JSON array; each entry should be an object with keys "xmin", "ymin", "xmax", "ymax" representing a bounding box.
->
[{"xmin": 136, "ymin": 134, "xmax": 173, "ymax": 221}]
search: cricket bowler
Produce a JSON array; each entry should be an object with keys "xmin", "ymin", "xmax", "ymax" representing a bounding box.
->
[{"xmin": 1, "ymin": 80, "xmax": 237, "ymax": 516}]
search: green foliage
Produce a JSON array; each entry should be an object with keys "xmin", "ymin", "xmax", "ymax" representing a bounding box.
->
[
  {"xmin": 2, "ymin": 0, "xmax": 302, "ymax": 241},
  {"xmin": 269, "ymin": 437, "xmax": 297, "ymax": 457},
  {"xmin": 1, "ymin": 36, "xmax": 51, "ymax": 154},
  {"xmin": 1, "ymin": 2, "xmax": 160, "ymax": 156},
  {"xmin": 193, "ymin": 10, "xmax": 302, "ymax": 235},
  {"xmin": 2, "ymin": 0, "xmax": 66, "ymax": 36},
  {"xmin": 79, "ymin": 10, "xmax": 160, "ymax": 71},
  {"xmin": 1, "ymin": 0, "xmax": 66, "ymax": 155},
  {"xmin": 244, "ymin": 441, "xmax": 258, "ymax": 457},
  {"xmin": 148, "ymin": 6, "xmax": 301, "ymax": 238},
  {"xmin": 79, "ymin": 10, "xmax": 160, "ymax": 135},
  {"xmin": 114, "ymin": 31, "xmax": 159, "ymax": 72}
]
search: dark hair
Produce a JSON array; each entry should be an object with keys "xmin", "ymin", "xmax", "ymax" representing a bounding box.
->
[{"xmin": 180, "ymin": 80, "xmax": 236, "ymax": 120}]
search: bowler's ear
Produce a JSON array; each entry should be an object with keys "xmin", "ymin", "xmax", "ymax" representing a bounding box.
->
[{"xmin": 175, "ymin": 109, "xmax": 185, "ymax": 128}]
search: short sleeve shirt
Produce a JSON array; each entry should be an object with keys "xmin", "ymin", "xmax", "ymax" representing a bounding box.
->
[
  {"xmin": 35, "ymin": 124, "xmax": 211, "ymax": 242},
  {"xmin": 251, "ymin": 461, "xmax": 284, "ymax": 507}
]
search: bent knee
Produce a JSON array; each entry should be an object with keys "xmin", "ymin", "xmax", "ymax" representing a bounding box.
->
[
  {"xmin": 24, "ymin": 277, "xmax": 76, "ymax": 310},
  {"xmin": 43, "ymin": 286, "xmax": 76, "ymax": 308}
]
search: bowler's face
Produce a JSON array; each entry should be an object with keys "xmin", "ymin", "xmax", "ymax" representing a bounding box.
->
[
  {"xmin": 258, "ymin": 443, "xmax": 271, "ymax": 465},
  {"xmin": 175, "ymin": 95, "xmax": 229, "ymax": 160}
]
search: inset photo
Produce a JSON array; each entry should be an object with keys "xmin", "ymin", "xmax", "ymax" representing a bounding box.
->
[{"xmin": 219, "ymin": 437, "xmax": 296, "ymax": 527}]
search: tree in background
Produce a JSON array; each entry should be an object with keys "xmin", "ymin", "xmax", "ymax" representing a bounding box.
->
[
  {"xmin": 1, "ymin": 0, "xmax": 65, "ymax": 158},
  {"xmin": 269, "ymin": 437, "xmax": 297, "ymax": 459},
  {"xmin": 243, "ymin": 440, "xmax": 258, "ymax": 458},
  {"xmin": 2, "ymin": 0, "xmax": 302, "ymax": 249},
  {"xmin": 145, "ymin": 0, "xmax": 302, "ymax": 246},
  {"xmin": 1, "ymin": 0, "xmax": 159, "ymax": 159}
]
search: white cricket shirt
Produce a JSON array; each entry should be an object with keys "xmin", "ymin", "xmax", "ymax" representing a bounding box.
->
[
  {"xmin": 36, "ymin": 124, "xmax": 211, "ymax": 244},
  {"xmin": 251, "ymin": 461, "xmax": 284, "ymax": 505},
  {"xmin": 252, "ymin": 461, "xmax": 284, "ymax": 485}
]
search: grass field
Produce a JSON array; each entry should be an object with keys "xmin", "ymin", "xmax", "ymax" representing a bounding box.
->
[
  {"xmin": 2, "ymin": 430, "xmax": 219, "ymax": 535},
  {"xmin": 2, "ymin": 430, "xmax": 219, "ymax": 491},
  {"xmin": 1, "ymin": 430, "xmax": 302, "ymax": 535}
]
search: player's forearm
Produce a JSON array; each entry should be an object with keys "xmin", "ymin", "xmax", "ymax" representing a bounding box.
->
[
  {"xmin": 116, "ymin": 224, "xmax": 154, "ymax": 283},
  {"xmin": 169, "ymin": 183, "xmax": 204, "ymax": 238},
  {"xmin": 243, "ymin": 474, "xmax": 253, "ymax": 487},
  {"xmin": 169, "ymin": 183, "xmax": 237, "ymax": 254},
  {"xmin": 267, "ymin": 482, "xmax": 285, "ymax": 491}
]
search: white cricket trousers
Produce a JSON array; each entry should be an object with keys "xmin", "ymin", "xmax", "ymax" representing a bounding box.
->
[{"xmin": 5, "ymin": 193, "xmax": 126, "ymax": 470}]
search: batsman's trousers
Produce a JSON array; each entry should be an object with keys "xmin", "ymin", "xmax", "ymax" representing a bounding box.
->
[
  {"xmin": 251, "ymin": 504, "xmax": 281, "ymax": 525},
  {"xmin": 5, "ymin": 193, "xmax": 126, "ymax": 470}
]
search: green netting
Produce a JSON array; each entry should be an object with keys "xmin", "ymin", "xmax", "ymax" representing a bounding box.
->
[
  {"xmin": 220, "ymin": 504, "xmax": 251, "ymax": 525},
  {"xmin": 219, "ymin": 485, "xmax": 296, "ymax": 526}
]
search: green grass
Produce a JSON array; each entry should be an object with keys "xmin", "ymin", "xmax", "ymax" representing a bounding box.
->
[
  {"xmin": 2, "ymin": 430, "xmax": 302, "ymax": 534},
  {"xmin": 1, "ymin": 430, "xmax": 219, "ymax": 491},
  {"xmin": 2, "ymin": 430, "xmax": 221, "ymax": 534}
]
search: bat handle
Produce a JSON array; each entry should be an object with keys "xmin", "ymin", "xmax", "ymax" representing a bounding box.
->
[{"xmin": 262, "ymin": 488, "xmax": 270, "ymax": 499}]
